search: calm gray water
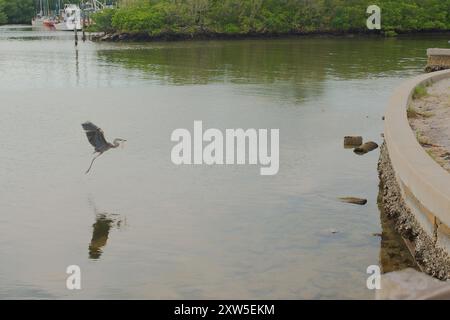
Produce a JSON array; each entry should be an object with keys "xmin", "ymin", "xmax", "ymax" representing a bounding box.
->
[{"xmin": 0, "ymin": 25, "xmax": 448, "ymax": 299}]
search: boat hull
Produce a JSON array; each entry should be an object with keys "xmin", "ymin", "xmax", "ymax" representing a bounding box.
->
[
  {"xmin": 55, "ymin": 22, "xmax": 82, "ymax": 31},
  {"xmin": 43, "ymin": 20, "xmax": 55, "ymax": 28}
]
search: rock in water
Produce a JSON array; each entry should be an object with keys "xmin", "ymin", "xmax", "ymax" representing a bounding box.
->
[
  {"xmin": 344, "ymin": 136, "xmax": 363, "ymax": 147},
  {"xmin": 354, "ymin": 141, "xmax": 379, "ymax": 155},
  {"xmin": 339, "ymin": 197, "xmax": 367, "ymax": 205},
  {"xmin": 318, "ymin": 228, "xmax": 340, "ymax": 236}
]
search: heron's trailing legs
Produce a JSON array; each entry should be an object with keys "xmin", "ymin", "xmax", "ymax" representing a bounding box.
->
[{"xmin": 85, "ymin": 152, "xmax": 103, "ymax": 174}]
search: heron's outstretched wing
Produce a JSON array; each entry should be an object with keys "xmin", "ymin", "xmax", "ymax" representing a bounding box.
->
[{"xmin": 82, "ymin": 122, "xmax": 109, "ymax": 152}]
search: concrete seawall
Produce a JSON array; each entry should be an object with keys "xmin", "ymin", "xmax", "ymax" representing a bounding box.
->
[
  {"xmin": 379, "ymin": 69, "xmax": 450, "ymax": 279},
  {"xmin": 426, "ymin": 48, "xmax": 450, "ymax": 72}
]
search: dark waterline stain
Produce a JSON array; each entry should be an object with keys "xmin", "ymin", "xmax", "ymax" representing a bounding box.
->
[{"xmin": 377, "ymin": 184, "xmax": 419, "ymax": 273}]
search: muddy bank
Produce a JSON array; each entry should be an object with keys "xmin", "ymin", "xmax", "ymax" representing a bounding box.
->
[
  {"xmin": 90, "ymin": 31, "xmax": 380, "ymax": 42},
  {"xmin": 378, "ymin": 143, "xmax": 450, "ymax": 280},
  {"xmin": 88, "ymin": 30, "xmax": 450, "ymax": 42}
]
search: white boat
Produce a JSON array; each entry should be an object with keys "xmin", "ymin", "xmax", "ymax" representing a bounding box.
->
[{"xmin": 55, "ymin": 4, "xmax": 82, "ymax": 31}]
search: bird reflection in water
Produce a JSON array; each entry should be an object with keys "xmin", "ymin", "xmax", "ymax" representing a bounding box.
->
[{"xmin": 88, "ymin": 200, "xmax": 125, "ymax": 260}]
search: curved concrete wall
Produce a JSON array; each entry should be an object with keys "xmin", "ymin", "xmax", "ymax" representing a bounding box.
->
[
  {"xmin": 384, "ymin": 69, "xmax": 450, "ymax": 254},
  {"xmin": 427, "ymin": 48, "xmax": 450, "ymax": 71}
]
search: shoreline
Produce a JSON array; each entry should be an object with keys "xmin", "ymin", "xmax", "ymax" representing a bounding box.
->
[{"xmin": 89, "ymin": 30, "xmax": 450, "ymax": 42}]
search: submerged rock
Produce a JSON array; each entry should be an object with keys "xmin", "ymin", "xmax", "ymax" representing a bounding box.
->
[
  {"xmin": 354, "ymin": 141, "xmax": 379, "ymax": 155},
  {"xmin": 344, "ymin": 136, "xmax": 363, "ymax": 147},
  {"xmin": 338, "ymin": 197, "xmax": 367, "ymax": 205}
]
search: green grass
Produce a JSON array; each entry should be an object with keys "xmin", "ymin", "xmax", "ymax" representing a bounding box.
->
[{"xmin": 412, "ymin": 85, "xmax": 428, "ymax": 100}]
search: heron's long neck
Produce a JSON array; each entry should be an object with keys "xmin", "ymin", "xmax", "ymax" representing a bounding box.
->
[{"xmin": 112, "ymin": 139, "xmax": 121, "ymax": 148}]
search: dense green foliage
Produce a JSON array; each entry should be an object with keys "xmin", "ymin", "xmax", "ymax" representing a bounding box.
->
[
  {"xmin": 91, "ymin": 0, "xmax": 450, "ymax": 37},
  {"xmin": 1, "ymin": 0, "xmax": 449, "ymax": 35},
  {"xmin": 1, "ymin": 0, "xmax": 35, "ymax": 24},
  {"xmin": 0, "ymin": 0, "xmax": 8, "ymax": 25}
]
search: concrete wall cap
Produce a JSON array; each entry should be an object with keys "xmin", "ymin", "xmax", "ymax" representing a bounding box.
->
[
  {"xmin": 384, "ymin": 69, "xmax": 450, "ymax": 228},
  {"xmin": 427, "ymin": 48, "xmax": 450, "ymax": 56}
]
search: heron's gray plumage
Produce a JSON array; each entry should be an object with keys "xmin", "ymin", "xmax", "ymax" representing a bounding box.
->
[
  {"xmin": 81, "ymin": 122, "xmax": 126, "ymax": 174},
  {"xmin": 82, "ymin": 121, "xmax": 112, "ymax": 153}
]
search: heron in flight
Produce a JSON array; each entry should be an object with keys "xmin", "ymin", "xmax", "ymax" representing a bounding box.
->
[{"xmin": 82, "ymin": 122, "xmax": 126, "ymax": 174}]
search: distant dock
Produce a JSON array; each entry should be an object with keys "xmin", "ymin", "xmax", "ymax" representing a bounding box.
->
[{"xmin": 426, "ymin": 48, "xmax": 450, "ymax": 72}]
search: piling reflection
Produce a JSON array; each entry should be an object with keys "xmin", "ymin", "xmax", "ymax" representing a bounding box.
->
[{"xmin": 75, "ymin": 48, "xmax": 80, "ymax": 86}]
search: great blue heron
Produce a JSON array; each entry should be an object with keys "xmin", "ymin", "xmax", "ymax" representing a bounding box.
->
[{"xmin": 82, "ymin": 121, "xmax": 126, "ymax": 174}]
